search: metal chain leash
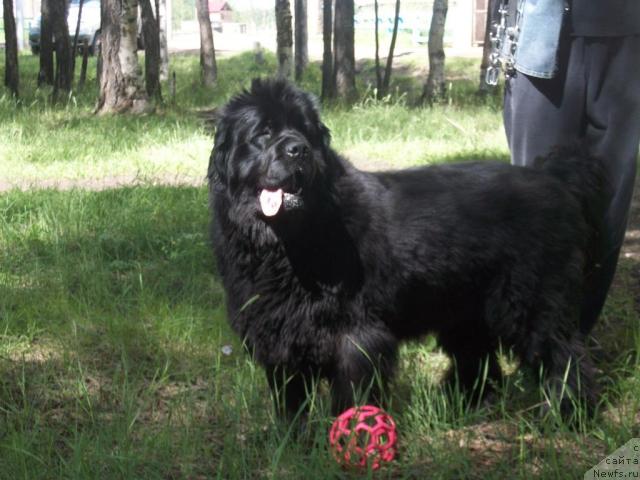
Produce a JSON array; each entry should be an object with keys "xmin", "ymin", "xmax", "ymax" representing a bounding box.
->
[{"xmin": 485, "ymin": 0, "xmax": 522, "ymax": 86}]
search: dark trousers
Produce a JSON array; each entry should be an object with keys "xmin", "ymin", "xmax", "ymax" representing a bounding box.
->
[{"xmin": 503, "ymin": 34, "xmax": 640, "ymax": 334}]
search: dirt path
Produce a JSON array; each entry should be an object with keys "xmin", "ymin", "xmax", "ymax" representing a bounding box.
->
[
  {"xmin": 621, "ymin": 186, "xmax": 640, "ymax": 260},
  {"xmin": 0, "ymin": 175, "xmax": 206, "ymax": 193}
]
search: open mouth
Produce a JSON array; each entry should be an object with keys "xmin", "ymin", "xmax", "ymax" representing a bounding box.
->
[{"xmin": 258, "ymin": 188, "xmax": 303, "ymax": 217}]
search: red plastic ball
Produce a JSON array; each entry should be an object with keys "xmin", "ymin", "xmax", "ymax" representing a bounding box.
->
[{"xmin": 329, "ymin": 405, "xmax": 397, "ymax": 470}]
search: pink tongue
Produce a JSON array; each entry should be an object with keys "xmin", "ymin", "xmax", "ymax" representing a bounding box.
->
[{"xmin": 259, "ymin": 189, "xmax": 283, "ymax": 216}]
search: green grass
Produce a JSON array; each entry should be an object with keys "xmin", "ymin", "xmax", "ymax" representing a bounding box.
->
[
  {"xmin": 0, "ymin": 50, "xmax": 506, "ymax": 187},
  {"xmin": 1, "ymin": 50, "xmax": 639, "ymax": 479}
]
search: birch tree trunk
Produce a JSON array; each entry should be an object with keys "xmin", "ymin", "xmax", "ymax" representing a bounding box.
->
[
  {"xmin": 3, "ymin": 0, "xmax": 19, "ymax": 96},
  {"xmin": 39, "ymin": 0, "xmax": 54, "ymax": 85},
  {"xmin": 79, "ymin": 38, "xmax": 89, "ymax": 88},
  {"xmin": 381, "ymin": 0, "xmax": 401, "ymax": 97},
  {"xmin": 140, "ymin": 0, "xmax": 162, "ymax": 100},
  {"xmin": 321, "ymin": 0, "xmax": 333, "ymax": 100},
  {"xmin": 71, "ymin": 0, "xmax": 85, "ymax": 82},
  {"xmin": 333, "ymin": 0, "xmax": 356, "ymax": 101},
  {"xmin": 196, "ymin": 0, "xmax": 216, "ymax": 86},
  {"xmin": 95, "ymin": 0, "xmax": 151, "ymax": 114},
  {"xmin": 157, "ymin": 0, "xmax": 169, "ymax": 81},
  {"xmin": 374, "ymin": 0, "xmax": 382, "ymax": 94},
  {"xmin": 276, "ymin": 0, "xmax": 293, "ymax": 79},
  {"xmin": 294, "ymin": 0, "xmax": 308, "ymax": 81},
  {"xmin": 422, "ymin": 0, "xmax": 448, "ymax": 103},
  {"xmin": 51, "ymin": 0, "xmax": 72, "ymax": 95}
]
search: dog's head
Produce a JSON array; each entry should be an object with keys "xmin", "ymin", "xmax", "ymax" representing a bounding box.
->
[{"xmin": 209, "ymin": 78, "xmax": 333, "ymax": 220}]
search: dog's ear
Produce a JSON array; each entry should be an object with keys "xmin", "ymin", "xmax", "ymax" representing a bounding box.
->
[
  {"xmin": 319, "ymin": 121, "xmax": 332, "ymax": 149},
  {"xmin": 304, "ymin": 91, "xmax": 332, "ymax": 149},
  {"xmin": 208, "ymin": 116, "xmax": 231, "ymax": 188},
  {"xmin": 250, "ymin": 77, "xmax": 263, "ymax": 93}
]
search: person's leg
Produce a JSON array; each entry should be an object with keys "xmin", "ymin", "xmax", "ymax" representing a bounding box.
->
[
  {"xmin": 504, "ymin": 35, "xmax": 640, "ymax": 332},
  {"xmin": 503, "ymin": 35, "xmax": 586, "ymax": 166},
  {"xmin": 579, "ymin": 35, "xmax": 640, "ymax": 333}
]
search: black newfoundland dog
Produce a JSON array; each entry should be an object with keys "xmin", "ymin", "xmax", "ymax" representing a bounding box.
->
[{"xmin": 208, "ymin": 78, "xmax": 607, "ymax": 419}]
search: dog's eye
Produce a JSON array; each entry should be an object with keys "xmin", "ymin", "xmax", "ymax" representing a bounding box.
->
[{"xmin": 255, "ymin": 127, "xmax": 271, "ymax": 141}]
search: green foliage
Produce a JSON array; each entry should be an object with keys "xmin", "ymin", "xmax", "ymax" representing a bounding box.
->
[
  {"xmin": 0, "ymin": 50, "xmax": 639, "ymax": 479},
  {"xmin": 171, "ymin": 0, "xmax": 196, "ymax": 31},
  {"xmin": 229, "ymin": 2, "xmax": 274, "ymax": 30}
]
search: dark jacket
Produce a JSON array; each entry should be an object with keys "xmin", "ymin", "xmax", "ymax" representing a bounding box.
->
[
  {"xmin": 515, "ymin": 0, "xmax": 640, "ymax": 79},
  {"xmin": 570, "ymin": 0, "xmax": 640, "ymax": 36}
]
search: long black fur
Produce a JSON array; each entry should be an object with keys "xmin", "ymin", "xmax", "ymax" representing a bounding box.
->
[{"xmin": 208, "ymin": 78, "xmax": 608, "ymax": 419}]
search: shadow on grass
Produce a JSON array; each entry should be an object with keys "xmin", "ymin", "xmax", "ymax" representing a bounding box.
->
[
  {"xmin": 0, "ymin": 185, "xmax": 249, "ymax": 477},
  {"xmin": 1, "ymin": 183, "xmax": 639, "ymax": 478},
  {"xmin": 439, "ymin": 151, "xmax": 511, "ymax": 164}
]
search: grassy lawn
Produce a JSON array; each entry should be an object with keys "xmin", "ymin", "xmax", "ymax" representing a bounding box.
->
[
  {"xmin": 0, "ymin": 52, "xmax": 505, "ymax": 188},
  {"xmin": 1, "ymin": 51, "xmax": 639, "ymax": 479}
]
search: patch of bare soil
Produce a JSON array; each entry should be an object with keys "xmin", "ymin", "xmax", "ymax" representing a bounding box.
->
[
  {"xmin": 621, "ymin": 185, "xmax": 640, "ymax": 260},
  {"xmin": 0, "ymin": 174, "xmax": 206, "ymax": 192},
  {"xmin": 443, "ymin": 422, "xmax": 607, "ymax": 477}
]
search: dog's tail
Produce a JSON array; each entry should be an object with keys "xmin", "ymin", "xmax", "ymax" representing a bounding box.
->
[{"xmin": 534, "ymin": 144, "xmax": 610, "ymax": 229}]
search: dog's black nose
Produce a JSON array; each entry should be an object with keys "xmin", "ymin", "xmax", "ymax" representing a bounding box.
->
[{"xmin": 285, "ymin": 142, "xmax": 308, "ymax": 159}]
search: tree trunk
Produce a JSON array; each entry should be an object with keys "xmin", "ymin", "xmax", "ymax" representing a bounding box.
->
[
  {"xmin": 479, "ymin": 0, "xmax": 497, "ymax": 93},
  {"xmin": 333, "ymin": 0, "xmax": 356, "ymax": 101},
  {"xmin": 294, "ymin": 0, "xmax": 308, "ymax": 81},
  {"xmin": 79, "ymin": 38, "xmax": 89, "ymax": 88},
  {"xmin": 39, "ymin": 0, "xmax": 54, "ymax": 85},
  {"xmin": 422, "ymin": 0, "xmax": 448, "ymax": 103},
  {"xmin": 96, "ymin": 0, "xmax": 151, "ymax": 114},
  {"xmin": 3, "ymin": 0, "xmax": 19, "ymax": 96},
  {"xmin": 321, "ymin": 0, "xmax": 333, "ymax": 100},
  {"xmin": 51, "ymin": 0, "xmax": 72, "ymax": 95},
  {"xmin": 96, "ymin": 39, "xmax": 102, "ymax": 87},
  {"xmin": 71, "ymin": 0, "xmax": 86, "ymax": 84},
  {"xmin": 381, "ymin": 0, "xmax": 401, "ymax": 97},
  {"xmin": 276, "ymin": 0, "xmax": 293, "ymax": 79},
  {"xmin": 140, "ymin": 0, "xmax": 162, "ymax": 100},
  {"xmin": 157, "ymin": 0, "xmax": 169, "ymax": 81},
  {"xmin": 195, "ymin": 0, "xmax": 216, "ymax": 86},
  {"xmin": 374, "ymin": 0, "xmax": 382, "ymax": 95}
]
